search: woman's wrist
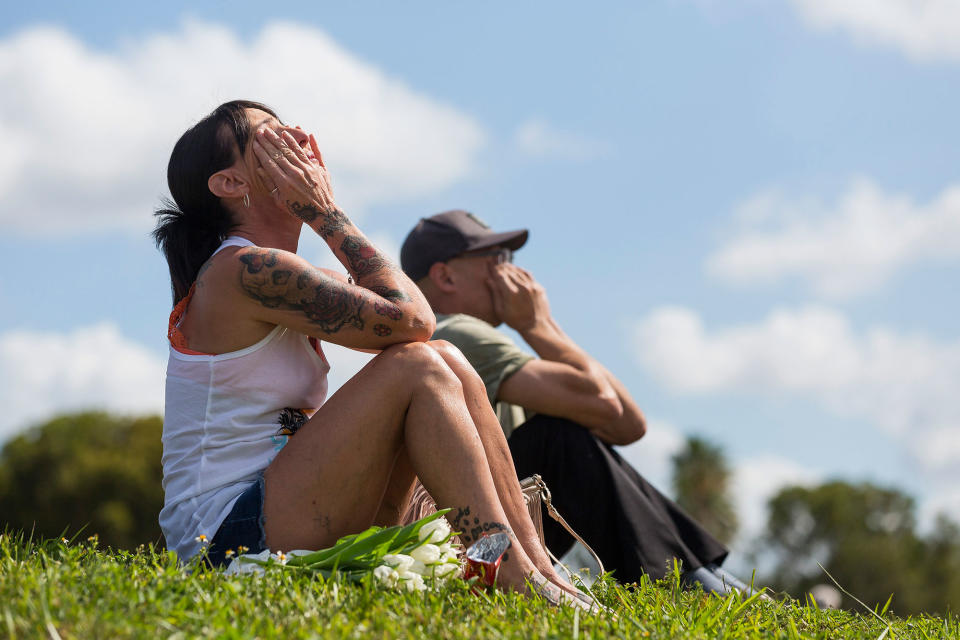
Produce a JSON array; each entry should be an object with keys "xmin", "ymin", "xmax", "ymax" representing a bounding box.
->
[{"xmin": 305, "ymin": 204, "xmax": 352, "ymax": 240}]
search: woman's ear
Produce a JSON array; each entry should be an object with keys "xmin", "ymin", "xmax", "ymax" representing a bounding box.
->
[
  {"xmin": 207, "ymin": 167, "xmax": 249, "ymax": 200},
  {"xmin": 427, "ymin": 261, "xmax": 457, "ymax": 293}
]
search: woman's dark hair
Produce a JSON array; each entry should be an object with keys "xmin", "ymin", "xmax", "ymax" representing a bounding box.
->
[{"xmin": 153, "ymin": 100, "xmax": 279, "ymax": 305}]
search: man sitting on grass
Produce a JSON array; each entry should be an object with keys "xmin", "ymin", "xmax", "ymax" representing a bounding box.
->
[{"xmin": 400, "ymin": 209, "xmax": 755, "ymax": 595}]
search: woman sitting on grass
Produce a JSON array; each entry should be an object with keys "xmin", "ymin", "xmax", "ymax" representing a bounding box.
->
[{"xmin": 153, "ymin": 100, "xmax": 585, "ymax": 605}]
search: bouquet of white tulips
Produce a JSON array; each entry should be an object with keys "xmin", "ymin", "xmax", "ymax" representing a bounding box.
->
[{"xmin": 225, "ymin": 509, "xmax": 462, "ymax": 591}]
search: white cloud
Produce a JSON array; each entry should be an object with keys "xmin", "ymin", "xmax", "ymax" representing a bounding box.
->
[
  {"xmin": 634, "ymin": 305, "xmax": 960, "ymax": 470},
  {"xmin": 789, "ymin": 0, "xmax": 960, "ymax": 62},
  {"xmin": 513, "ymin": 118, "xmax": 608, "ymax": 160},
  {"xmin": 615, "ymin": 418, "xmax": 686, "ymax": 491},
  {"xmin": 0, "ymin": 324, "xmax": 166, "ymax": 442},
  {"xmin": 706, "ymin": 178, "xmax": 960, "ymax": 298},
  {"xmin": 0, "ymin": 21, "xmax": 485, "ymax": 234}
]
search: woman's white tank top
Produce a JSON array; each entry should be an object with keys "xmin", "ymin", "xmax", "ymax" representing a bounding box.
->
[{"xmin": 159, "ymin": 237, "xmax": 330, "ymax": 560}]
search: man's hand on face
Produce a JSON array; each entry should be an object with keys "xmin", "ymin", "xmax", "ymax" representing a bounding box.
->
[{"xmin": 486, "ymin": 262, "xmax": 551, "ymax": 332}]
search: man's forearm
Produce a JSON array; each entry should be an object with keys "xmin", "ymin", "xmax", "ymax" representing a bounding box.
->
[
  {"xmin": 520, "ymin": 318, "xmax": 612, "ymax": 390},
  {"xmin": 521, "ymin": 318, "xmax": 646, "ymax": 444},
  {"xmin": 597, "ymin": 365, "xmax": 647, "ymax": 443},
  {"xmin": 520, "ymin": 317, "xmax": 625, "ymax": 418}
]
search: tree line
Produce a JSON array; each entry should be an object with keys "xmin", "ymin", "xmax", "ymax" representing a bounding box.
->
[{"xmin": 1, "ymin": 412, "xmax": 958, "ymax": 615}]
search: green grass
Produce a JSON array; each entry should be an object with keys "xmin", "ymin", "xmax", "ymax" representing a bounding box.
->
[{"xmin": 1, "ymin": 533, "xmax": 956, "ymax": 639}]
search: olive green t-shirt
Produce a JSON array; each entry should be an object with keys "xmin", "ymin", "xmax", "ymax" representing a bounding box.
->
[{"xmin": 432, "ymin": 313, "xmax": 534, "ymax": 438}]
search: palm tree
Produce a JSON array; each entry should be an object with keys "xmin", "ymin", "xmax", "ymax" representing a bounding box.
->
[{"xmin": 671, "ymin": 436, "xmax": 738, "ymax": 544}]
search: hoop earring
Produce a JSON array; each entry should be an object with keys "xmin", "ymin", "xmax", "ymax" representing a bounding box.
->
[{"xmin": 243, "ymin": 193, "xmax": 251, "ymax": 208}]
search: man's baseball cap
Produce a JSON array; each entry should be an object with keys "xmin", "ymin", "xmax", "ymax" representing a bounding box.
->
[{"xmin": 400, "ymin": 210, "xmax": 528, "ymax": 281}]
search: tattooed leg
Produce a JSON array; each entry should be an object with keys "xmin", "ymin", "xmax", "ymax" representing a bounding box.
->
[{"xmin": 449, "ymin": 506, "xmax": 513, "ymax": 547}]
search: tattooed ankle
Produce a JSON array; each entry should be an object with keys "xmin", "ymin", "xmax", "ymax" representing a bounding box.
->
[{"xmin": 451, "ymin": 506, "xmax": 512, "ymax": 545}]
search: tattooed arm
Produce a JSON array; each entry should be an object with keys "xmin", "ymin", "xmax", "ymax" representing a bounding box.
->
[{"xmin": 235, "ymin": 247, "xmax": 433, "ymax": 348}]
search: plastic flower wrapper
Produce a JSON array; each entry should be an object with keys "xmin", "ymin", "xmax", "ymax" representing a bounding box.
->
[
  {"xmin": 225, "ymin": 509, "xmax": 463, "ymax": 589},
  {"xmin": 224, "ymin": 550, "xmax": 271, "ymax": 576}
]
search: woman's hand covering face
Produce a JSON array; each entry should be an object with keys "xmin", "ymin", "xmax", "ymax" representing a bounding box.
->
[{"xmin": 252, "ymin": 127, "xmax": 338, "ymax": 225}]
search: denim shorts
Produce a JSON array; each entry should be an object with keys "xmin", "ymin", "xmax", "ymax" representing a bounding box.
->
[{"xmin": 207, "ymin": 474, "xmax": 267, "ymax": 568}]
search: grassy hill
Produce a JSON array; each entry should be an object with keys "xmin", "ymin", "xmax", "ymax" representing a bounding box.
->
[{"xmin": 2, "ymin": 534, "xmax": 955, "ymax": 639}]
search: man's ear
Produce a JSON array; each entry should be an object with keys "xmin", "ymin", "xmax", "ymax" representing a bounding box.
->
[
  {"xmin": 207, "ymin": 167, "xmax": 249, "ymax": 200},
  {"xmin": 427, "ymin": 261, "xmax": 457, "ymax": 293}
]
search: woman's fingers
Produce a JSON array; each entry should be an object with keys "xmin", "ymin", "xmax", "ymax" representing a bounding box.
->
[
  {"xmin": 255, "ymin": 130, "xmax": 310, "ymax": 191},
  {"xmin": 309, "ymin": 133, "xmax": 325, "ymax": 168},
  {"xmin": 280, "ymin": 130, "xmax": 311, "ymax": 165},
  {"xmin": 252, "ymin": 138, "xmax": 284, "ymax": 179},
  {"xmin": 256, "ymin": 167, "xmax": 281, "ymax": 202},
  {"xmin": 252, "ymin": 138, "xmax": 290, "ymax": 185},
  {"xmin": 252, "ymin": 127, "xmax": 337, "ymax": 211},
  {"xmin": 260, "ymin": 129, "xmax": 300, "ymax": 171}
]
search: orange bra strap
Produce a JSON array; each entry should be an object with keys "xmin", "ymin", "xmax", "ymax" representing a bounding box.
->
[{"xmin": 168, "ymin": 285, "xmax": 215, "ymax": 356}]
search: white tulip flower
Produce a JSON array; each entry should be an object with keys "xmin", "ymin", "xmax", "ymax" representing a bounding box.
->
[
  {"xmin": 432, "ymin": 561, "xmax": 461, "ymax": 580},
  {"xmin": 418, "ymin": 518, "xmax": 451, "ymax": 544},
  {"xmin": 410, "ymin": 559, "xmax": 428, "ymax": 576},
  {"xmin": 373, "ymin": 565, "xmax": 399, "ymax": 587},
  {"xmin": 437, "ymin": 542, "xmax": 460, "ymax": 563},
  {"xmin": 382, "ymin": 553, "xmax": 414, "ymax": 573},
  {"xmin": 410, "ymin": 543, "xmax": 441, "ymax": 565},
  {"xmin": 399, "ymin": 571, "xmax": 427, "ymax": 592}
]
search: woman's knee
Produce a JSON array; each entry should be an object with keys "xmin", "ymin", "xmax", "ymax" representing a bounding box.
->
[
  {"xmin": 426, "ymin": 340, "xmax": 469, "ymax": 366},
  {"xmin": 377, "ymin": 342, "xmax": 461, "ymax": 389},
  {"xmin": 426, "ymin": 340, "xmax": 485, "ymax": 385}
]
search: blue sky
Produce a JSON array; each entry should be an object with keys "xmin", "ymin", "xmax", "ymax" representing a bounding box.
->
[{"xmin": 2, "ymin": 1, "xmax": 959, "ymax": 561}]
